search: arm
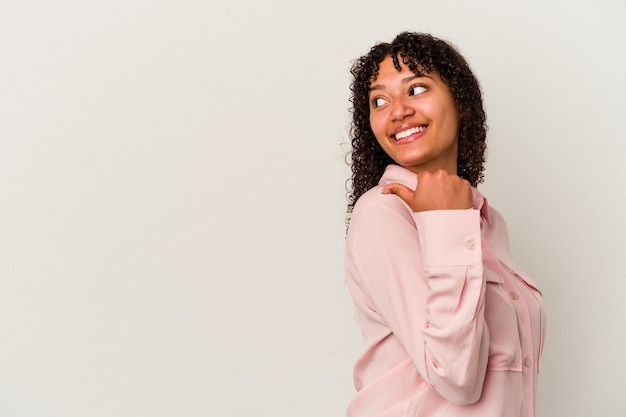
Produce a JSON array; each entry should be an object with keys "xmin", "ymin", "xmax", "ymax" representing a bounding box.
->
[
  {"xmin": 414, "ymin": 208, "xmax": 489, "ymax": 403},
  {"xmin": 347, "ymin": 192, "xmax": 489, "ymax": 404}
]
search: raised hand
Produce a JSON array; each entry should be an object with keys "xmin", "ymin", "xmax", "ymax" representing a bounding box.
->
[{"xmin": 381, "ymin": 169, "xmax": 473, "ymax": 212}]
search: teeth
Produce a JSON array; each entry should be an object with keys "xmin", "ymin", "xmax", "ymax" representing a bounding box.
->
[{"xmin": 395, "ymin": 126, "xmax": 425, "ymax": 140}]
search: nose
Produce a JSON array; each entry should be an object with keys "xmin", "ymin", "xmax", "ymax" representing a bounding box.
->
[{"xmin": 390, "ymin": 97, "xmax": 414, "ymax": 121}]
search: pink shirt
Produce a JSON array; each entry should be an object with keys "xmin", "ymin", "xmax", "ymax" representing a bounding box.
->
[{"xmin": 345, "ymin": 165, "xmax": 545, "ymax": 417}]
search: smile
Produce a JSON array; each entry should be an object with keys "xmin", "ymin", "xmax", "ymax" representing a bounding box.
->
[{"xmin": 394, "ymin": 125, "xmax": 426, "ymax": 140}]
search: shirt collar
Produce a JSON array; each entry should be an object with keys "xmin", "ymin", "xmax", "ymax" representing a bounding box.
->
[{"xmin": 380, "ymin": 165, "xmax": 491, "ymax": 224}]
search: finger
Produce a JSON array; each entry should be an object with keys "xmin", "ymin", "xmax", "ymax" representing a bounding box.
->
[{"xmin": 381, "ymin": 183, "xmax": 414, "ymax": 205}]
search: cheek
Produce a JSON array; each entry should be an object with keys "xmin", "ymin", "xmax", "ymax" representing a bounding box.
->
[
  {"xmin": 433, "ymin": 101, "xmax": 460, "ymax": 133},
  {"xmin": 369, "ymin": 114, "xmax": 386, "ymax": 140},
  {"xmin": 443, "ymin": 108, "xmax": 459, "ymax": 132},
  {"xmin": 442, "ymin": 97, "xmax": 460, "ymax": 127}
]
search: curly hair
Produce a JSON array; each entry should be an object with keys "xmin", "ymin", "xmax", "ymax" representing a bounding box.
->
[{"xmin": 346, "ymin": 32, "xmax": 487, "ymax": 217}]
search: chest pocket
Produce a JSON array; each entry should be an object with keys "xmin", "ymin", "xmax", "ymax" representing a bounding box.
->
[{"xmin": 484, "ymin": 267, "xmax": 523, "ymax": 372}]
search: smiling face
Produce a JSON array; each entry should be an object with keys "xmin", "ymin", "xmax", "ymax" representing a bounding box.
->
[{"xmin": 368, "ymin": 55, "xmax": 460, "ymax": 175}]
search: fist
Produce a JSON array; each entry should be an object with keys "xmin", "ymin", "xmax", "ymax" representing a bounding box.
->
[{"xmin": 382, "ymin": 169, "xmax": 473, "ymax": 212}]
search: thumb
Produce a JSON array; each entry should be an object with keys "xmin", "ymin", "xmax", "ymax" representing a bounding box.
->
[{"xmin": 381, "ymin": 183, "xmax": 414, "ymax": 205}]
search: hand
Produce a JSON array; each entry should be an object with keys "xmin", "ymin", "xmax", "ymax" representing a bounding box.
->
[{"xmin": 381, "ymin": 169, "xmax": 473, "ymax": 212}]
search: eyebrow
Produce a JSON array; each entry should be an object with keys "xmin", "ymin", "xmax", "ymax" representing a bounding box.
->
[{"xmin": 369, "ymin": 74, "xmax": 432, "ymax": 92}]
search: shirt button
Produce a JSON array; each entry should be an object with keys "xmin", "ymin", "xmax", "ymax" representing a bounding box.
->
[
  {"xmin": 510, "ymin": 292, "xmax": 519, "ymax": 300},
  {"xmin": 466, "ymin": 240, "xmax": 477, "ymax": 250},
  {"xmin": 524, "ymin": 356, "xmax": 532, "ymax": 368}
]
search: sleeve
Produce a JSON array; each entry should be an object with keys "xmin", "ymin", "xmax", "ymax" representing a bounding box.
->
[{"xmin": 347, "ymin": 197, "xmax": 489, "ymax": 405}]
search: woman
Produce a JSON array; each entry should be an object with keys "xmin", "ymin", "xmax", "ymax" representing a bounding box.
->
[{"xmin": 344, "ymin": 32, "xmax": 545, "ymax": 417}]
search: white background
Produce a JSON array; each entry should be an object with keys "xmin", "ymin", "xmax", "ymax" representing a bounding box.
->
[{"xmin": 1, "ymin": 0, "xmax": 625, "ymax": 416}]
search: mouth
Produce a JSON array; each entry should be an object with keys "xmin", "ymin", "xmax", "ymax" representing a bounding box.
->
[{"xmin": 392, "ymin": 125, "xmax": 427, "ymax": 141}]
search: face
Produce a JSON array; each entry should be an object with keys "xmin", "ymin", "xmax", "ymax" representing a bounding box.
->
[{"xmin": 368, "ymin": 55, "xmax": 460, "ymax": 175}]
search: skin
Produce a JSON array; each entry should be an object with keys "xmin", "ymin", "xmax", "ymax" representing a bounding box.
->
[{"xmin": 368, "ymin": 56, "xmax": 472, "ymax": 212}]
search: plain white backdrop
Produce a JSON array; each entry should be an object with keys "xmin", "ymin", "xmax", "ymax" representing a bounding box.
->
[{"xmin": 1, "ymin": 0, "xmax": 625, "ymax": 416}]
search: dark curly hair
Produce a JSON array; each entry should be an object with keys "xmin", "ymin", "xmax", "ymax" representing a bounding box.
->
[{"xmin": 346, "ymin": 32, "xmax": 487, "ymax": 216}]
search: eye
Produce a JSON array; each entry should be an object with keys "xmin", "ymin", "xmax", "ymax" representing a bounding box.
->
[
  {"xmin": 410, "ymin": 85, "xmax": 427, "ymax": 96},
  {"xmin": 371, "ymin": 97, "xmax": 388, "ymax": 108}
]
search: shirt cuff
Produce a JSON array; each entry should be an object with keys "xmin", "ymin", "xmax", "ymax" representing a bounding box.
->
[{"xmin": 413, "ymin": 209, "xmax": 482, "ymax": 267}]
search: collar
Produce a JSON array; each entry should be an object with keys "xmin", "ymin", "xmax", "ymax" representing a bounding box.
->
[{"xmin": 380, "ymin": 165, "xmax": 492, "ymax": 224}]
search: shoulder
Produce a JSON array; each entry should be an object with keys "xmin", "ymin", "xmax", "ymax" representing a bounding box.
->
[
  {"xmin": 350, "ymin": 185, "xmax": 416, "ymax": 232},
  {"xmin": 350, "ymin": 164, "xmax": 418, "ymax": 224},
  {"xmin": 346, "ymin": 186, "xmax": 420, "ymax": 258},
  {"xmin": 482, "ymin": 202, "xmax": 514, "ymax": 259},
  {"xmin": 486, "ymin": 204, "xmax": 507, "ymax": 228}
]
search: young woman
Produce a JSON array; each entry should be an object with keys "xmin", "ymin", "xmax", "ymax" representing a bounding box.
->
[{"xmin": 344, "ymin": 32, "xmax": 545, "ymax": 417}]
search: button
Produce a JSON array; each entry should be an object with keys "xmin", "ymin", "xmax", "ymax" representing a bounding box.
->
[
  {"xmin": 524, "ymin": 356, "xmax": 532, "ymax": 368},
  {"xmin": 510, "ymin": 292, "xmax": 519, "ymax": 300},
  {"xmin": 466, "ymin": 240, "xmax": 477, "ymax": 250}
]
